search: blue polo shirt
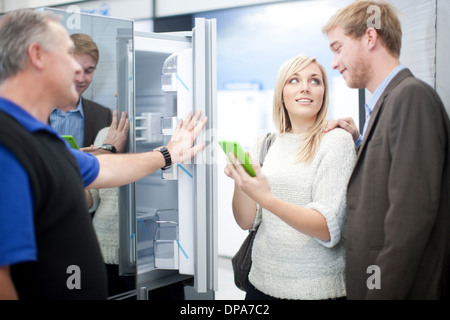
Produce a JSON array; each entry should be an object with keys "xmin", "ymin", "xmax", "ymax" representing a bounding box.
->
[{"xmin": 0, "ymin": 97, "xmax": 100, "ymax": 267}]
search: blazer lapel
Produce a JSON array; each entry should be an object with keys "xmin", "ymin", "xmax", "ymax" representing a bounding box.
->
[
  {"xmin": 355, "ymin": 69, "xmax": 414, "ymax": 163},
  {"xmin": 82, "ymin": 98, "xmax": 94, "ymax": 147}
]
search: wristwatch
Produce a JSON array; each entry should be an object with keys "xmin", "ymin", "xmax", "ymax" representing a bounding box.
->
[
  {"xmin": 99, "ymin": 143, "xmax": 117, "ymax": 153},
  {"xmin": 154, "ymin": 145, "xmax": 172, "ymax": 170}
]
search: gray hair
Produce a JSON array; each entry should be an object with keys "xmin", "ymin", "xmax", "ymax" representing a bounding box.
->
[{"xmin": 0, "ymin": 9, "xmax": 61, "ymax": 83}]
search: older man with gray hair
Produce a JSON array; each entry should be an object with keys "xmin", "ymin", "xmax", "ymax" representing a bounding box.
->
[{"xmin": 0, "ymin": 9, "xmax": 206, "ymax": 299}]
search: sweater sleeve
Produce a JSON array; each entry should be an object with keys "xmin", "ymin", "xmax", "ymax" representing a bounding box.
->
[{"xmin": 305, "ymin": 129, "xmax": 356, "ymax": 248}]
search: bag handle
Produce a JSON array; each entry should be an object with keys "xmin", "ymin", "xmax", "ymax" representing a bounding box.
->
[
  {"xmin": 252, "ymin": 133, "xmax": 275, "ymax": 230},
  {"xmin": 258, "ymin": 133, "xmax": 275, "ymax": 167}
]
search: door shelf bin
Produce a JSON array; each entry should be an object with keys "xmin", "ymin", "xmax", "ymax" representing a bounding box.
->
[
  {"xmin": 136, "ymin": 209, "xmax": 179, "ymax": 270},
  {"xmin": 154, "ymin": 239, "xmax": 178, "ymax": 269},
  {"xmin": 154, "ymin": 220, "xmax": 178, "ymax": 270},
  {"xmin": 135, "ymin": 112, "xmax": 163, "ymax": 144},
  {"xmin": 161, "ymin": 53, "xmax": 179, "ymax": 92}
]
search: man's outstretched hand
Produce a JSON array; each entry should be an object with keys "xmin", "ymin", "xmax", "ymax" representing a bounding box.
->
[{"xmin": 167, "ymin": 110, "xmax": 208, "ymax": 164}]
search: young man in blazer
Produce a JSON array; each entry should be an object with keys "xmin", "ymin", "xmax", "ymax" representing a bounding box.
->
[
  {"xmin": 49, "ymin": 33, "xmax": 112, "ymax": 148},
  {"xmin": 323, "ymin": 0, "xmax": 450, "ymax": 299}
]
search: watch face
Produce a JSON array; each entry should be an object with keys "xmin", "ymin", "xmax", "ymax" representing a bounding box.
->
[{"xmin": 101, "ymin": 144, "xmax": 117, "ymax": 153}]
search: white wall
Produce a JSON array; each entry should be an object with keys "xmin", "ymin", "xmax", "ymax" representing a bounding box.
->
[
  {"xmin": 1, "ymin": 0, "xmax": 291, "ymax": 18},
  {"xmin": 1, "ymin": 0, "xmax": 287, "ymax": 16},
  {"xmin": 390, "ymin": 0, "xmax": 449, "ymax": 116},
  {"xmin": 54, "ymin": 0, "xmax": 152, "ymax": 20},
  {"xmin": 3, "ymin": 0, "xmax": 86, "ymax": 11},
  {"xmin": 155, "ymin": 0, "xmax": 289, "ymax": 17},
  {"xmin": 395, "ymin": 0, "xmax": 436, "ymax": 88},
  {"xmin": 1, "ymin": 0, "xmax": 152, "ymax": 19}
]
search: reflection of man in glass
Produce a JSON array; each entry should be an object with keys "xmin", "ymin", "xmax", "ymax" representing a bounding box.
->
[{"xmin": 49, "ymin": 33, "xmax": 112, "ymax": 148}]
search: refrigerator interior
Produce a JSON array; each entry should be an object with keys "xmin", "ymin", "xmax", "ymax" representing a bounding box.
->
[
  {"xmin": 117, "ymin": 19, "xmax": 217, "ymax": 295},
  {"xmin": 133, "ymin": 37, "xmax": 192, "ymax": 276}
]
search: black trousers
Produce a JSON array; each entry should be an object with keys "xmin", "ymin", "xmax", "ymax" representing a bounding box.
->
[
  {"xmin": 245, "ymin": 282, "xmax": 346, "ymax": 300},
  {"xmin": 246, "ymin": 282, "xmax": 281, "ymax": 300}
]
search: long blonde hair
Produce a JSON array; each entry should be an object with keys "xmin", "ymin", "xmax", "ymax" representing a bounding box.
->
[{"xmin": 273, "ymin": 55, "xmax": 329, "ymax": 163}]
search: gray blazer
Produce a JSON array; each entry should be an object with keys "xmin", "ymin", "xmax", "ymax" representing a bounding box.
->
[{"xmin": 345, "ymin": 69, "xmax": 450, "ymax": 299}]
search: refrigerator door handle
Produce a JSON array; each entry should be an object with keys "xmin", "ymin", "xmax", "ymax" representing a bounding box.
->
[{"xmin": 192, "ymin": 17, "xmax": 218, "ymax": 293}]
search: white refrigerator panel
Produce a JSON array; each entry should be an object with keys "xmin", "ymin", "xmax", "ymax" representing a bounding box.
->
[
  {"xmin": 192, "ymin": 17, "xmax": 218, "ymax": 293},
  {"xmin": 134, "ymin": 33, "xmax": 191, "ymax": 54},
  {"xmin": 176, "ymin": 49, "xmax": 196, "ymax": 276}
]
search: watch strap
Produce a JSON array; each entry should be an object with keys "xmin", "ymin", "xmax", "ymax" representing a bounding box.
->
[{"xmin": 154, "ymin": 146, "xmax": 172, "ymax": 170}]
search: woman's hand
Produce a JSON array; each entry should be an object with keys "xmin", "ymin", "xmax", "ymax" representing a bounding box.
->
[{"xmin": 224, "ymin": 152, "xmax": 272, "ymax": 207}]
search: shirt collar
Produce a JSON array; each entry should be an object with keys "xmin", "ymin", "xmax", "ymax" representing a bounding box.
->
[
  {"xmin": 77, "ymin": 97, "xmax": 85, "ymax": 118},
  {"xmin": 0, "ymin": 97, "xmax": 58, "ymax": 135},
  {"xmin": 366, "ymin": 65, "xmax": 407, "ymax": 114},
  {"xmin": 50, "ymin": 96, "xmax": 85, "ymax": 118}
]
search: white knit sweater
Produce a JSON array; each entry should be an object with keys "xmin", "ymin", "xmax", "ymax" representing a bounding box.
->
[
  {"xmin": 248, "ymin": 128, "xmax": 356, "ymax": 299},
  {"xmin": 90, "ymin": 127, "xmax": 120, "ymax": 265}
]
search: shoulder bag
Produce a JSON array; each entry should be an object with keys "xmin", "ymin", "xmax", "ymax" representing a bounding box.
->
[{"xmin": 231, "ymin": 133, "xmax": 275, "ymax": 291}]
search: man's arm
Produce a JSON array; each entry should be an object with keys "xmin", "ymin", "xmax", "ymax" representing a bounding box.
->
[
  {"xmin": 0, "ymin": 266, "xmax": 18, "ymax": 300},
  {"xmin": 87, "ymin": 110, "xmax": 207, "ymax": 189},
  {"xmin": 89, "ymin": 149, "xmax": 166, "ymax": 189},
  {"xmin": 325, "ymin": 117, "xmax": 362, "ymax": 146}
]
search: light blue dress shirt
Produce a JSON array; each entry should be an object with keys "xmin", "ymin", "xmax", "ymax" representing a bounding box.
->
[
  {"xmin": 49, "ymin": 97, "xmax": 85, "ymax": 147},
  {"xmin": 355, "ymin": 65, "xmax": 407, "ymax": 147}
]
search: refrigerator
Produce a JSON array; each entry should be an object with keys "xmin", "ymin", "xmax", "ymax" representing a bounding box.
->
[
  {"xmin": 117, "ymin": 18, "xmax": 218, "ymax": 299},
  {"xmin": 43, "ymin": 8, "xmax": 218, "ymax": 300}
]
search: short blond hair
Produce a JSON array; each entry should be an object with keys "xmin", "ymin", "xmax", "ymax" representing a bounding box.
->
[
  {"xmin": 70, "ymin": 33, "xmax": 99, "ymax": 65},
  {"xmin": 322, "ymin": 0, "xmax": 402, "ymax": 58},
  {"xmin": 273, "ymin": 55, "xmax": 329, "ymax": 164}
]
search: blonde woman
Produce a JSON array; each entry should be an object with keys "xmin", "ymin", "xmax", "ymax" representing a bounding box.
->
[{"xmin": 224, "ymin": 55, "xmax": 356, "ymax": 300}]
